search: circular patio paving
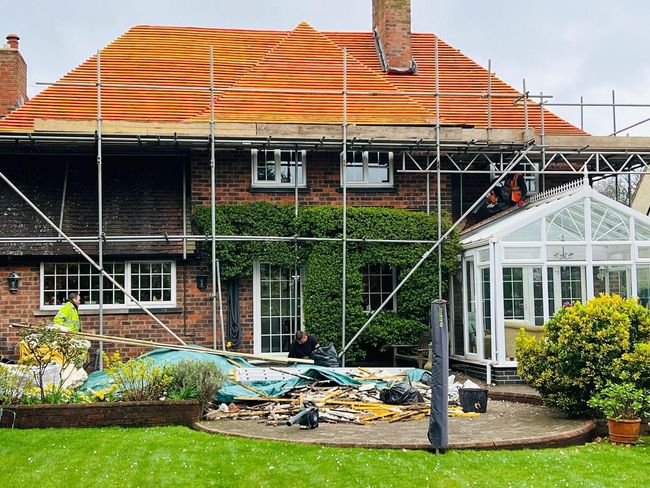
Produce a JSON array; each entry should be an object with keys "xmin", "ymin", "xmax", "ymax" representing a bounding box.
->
[{"xmin": 195, "ymin": 399, "xmax": 595, "ymax": 450}]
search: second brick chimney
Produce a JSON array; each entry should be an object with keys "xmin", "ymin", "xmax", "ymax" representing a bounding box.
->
[
  {"xmin": 0, "ymin": 33, "xmax": 28, "ymax": 118},
  {"xmin": 372, "ymin": 0, "xmax": 416, "ymax": 74}
]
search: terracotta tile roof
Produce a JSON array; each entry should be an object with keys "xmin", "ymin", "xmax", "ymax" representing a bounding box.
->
[{"xmin": 0, "ymin": 23, "xmax": 582, "ymax": 134}]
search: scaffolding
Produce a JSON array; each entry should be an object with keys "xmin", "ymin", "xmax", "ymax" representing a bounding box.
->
[{"xmin": 3, "ymin": 37, "xmax": 650, "ymax": 367}]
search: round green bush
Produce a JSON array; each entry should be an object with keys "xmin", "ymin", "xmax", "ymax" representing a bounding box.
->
[{"xmin": 516, "ymin": 294, "xmax": 650, "ymax": 416}]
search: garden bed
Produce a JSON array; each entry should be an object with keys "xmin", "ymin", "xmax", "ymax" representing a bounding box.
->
[{"xmin": 0, "ymin": 400, "xmax": 201, "ymax": 429}]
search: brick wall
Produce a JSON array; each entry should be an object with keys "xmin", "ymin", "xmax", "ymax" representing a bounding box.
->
[
  {"xmin": 0, "ymin": 401, "xmax": 201, "ymax": 428},
  {"xmin": 0, "ymin": 44, "xmax": 27, "ymax": 118},
  {"xmin": 191, "ymin": 149, "xmax": 451, "ymax": 212},
  {"xmin": 0, "ymin": 260, "xmax": 233, "ymax": 361}
]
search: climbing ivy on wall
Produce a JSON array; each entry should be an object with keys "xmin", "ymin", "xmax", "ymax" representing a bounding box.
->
[{"xmin": 194, "ymin": 203, "xmax": 460, "ymax": 362}]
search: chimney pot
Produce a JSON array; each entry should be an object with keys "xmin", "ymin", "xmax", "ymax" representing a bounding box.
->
[{"xmin": 6, "ymin": 33, "xmax": 19, "ymax": 49}]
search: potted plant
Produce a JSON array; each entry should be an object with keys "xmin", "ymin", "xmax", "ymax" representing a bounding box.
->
[{"xmin": 588, "ymin": 375, "xmax": 650, "ymax": 444}]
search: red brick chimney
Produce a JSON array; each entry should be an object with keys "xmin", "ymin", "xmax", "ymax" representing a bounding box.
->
[
  {"xmin": 0, "ymin": 33, "xmax": 28, "ymax": 118},
  {"xmin": 372, "ymin": 0, "xmax": 416, "ymax": 74}
]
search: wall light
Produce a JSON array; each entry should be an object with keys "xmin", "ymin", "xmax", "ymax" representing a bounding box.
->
[
  {"xmin": 196, "ymin": 273, "xmax": 208, "ymax": 292},
  {"xmin": 7, "ymin": 271, "xmax": 20, "ymax": 293}
]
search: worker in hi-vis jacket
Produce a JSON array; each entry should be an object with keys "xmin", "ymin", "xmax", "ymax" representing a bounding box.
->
[{"xmin": 53, "ymin": 292, "xmax": 82, "ymax": 332}]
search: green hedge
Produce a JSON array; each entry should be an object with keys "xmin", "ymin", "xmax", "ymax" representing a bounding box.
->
[{"xmin": 194, "ymin": 203, "xmax": 460, "ymax": 362}]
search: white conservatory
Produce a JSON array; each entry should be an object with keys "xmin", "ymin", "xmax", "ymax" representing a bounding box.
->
[{"xmin": 451, "ymin": 179, "xmax": 650, "ymax": 383}]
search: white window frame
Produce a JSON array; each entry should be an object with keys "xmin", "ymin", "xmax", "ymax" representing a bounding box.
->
[
  {"xmin": 341, "ymin": 150, "xmax": 393, "ymax": 187},
  {"xmin": 500, "ymin": 265, "xmax": 587, "ymax": 325},
  {"xmin": 462, "ymin": 255, "xmax": 479, "ymax": 357},
  {"xmin": 252, "ymin": 262, "xmax": 304, "ymax": 355},
  {"xmin": 362, "ymin": 264, "xmax": 398, "ymax": 313},
  {"xmin": 251, "ymin": 149, "xmax": 307, "ymax": 188},
  {"xmin": 40, "ymin": 260, "xmax": 176, "ymax": 310}
]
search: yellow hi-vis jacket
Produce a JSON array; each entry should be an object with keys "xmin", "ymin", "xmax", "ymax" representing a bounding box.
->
[{"xmin": 53, "ymin": 301, "xmax": 81, "ymax": 332}]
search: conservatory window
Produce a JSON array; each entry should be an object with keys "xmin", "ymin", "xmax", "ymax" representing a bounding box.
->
[
  {"xmin": 546, "ymin": 202, "xmax": 585, "ymax": 241},
  {"xmin": 592, "ymin": 244, "xmax": 631, "ymax": 262},
  {"xmin": 532, "ymin": 268, "xmax": 545, "ymax": 325},
  {"xmin": 591, "ymin": 201, "xmax": 629, "ymax": 241},
  {"xmin": 638, "ymin": 246, "xmax": 650, "ymax": 259},
  {"xmin": 547, "ymin": 245, "xmax": 586, "ymax": 261},
  {"xmin": 593, "ymin": 266, "xmax": 630, "ymax": 298},
  {"xmin": 481, "ymin": 268, "xmax": 492, "ymax": 360},
  {"xmin": 464, "ymin": 259, "xmax": 477, "ymax": 354},
  {"xmin": 503, "ymin": 247, "xmax": 541, "ymax": 260},
  {"xmin": 635, "ymin": 220, "xmax": 650, "ymax": 241},
  {"xmin": 503, "ymin": 267, "xmax": 525, "ymax": 320},
  {"xmin": 502, "ymin": 220, "xmax": 541, "ymax": 242},
  {"xmin": 636, "ymin": 267, "xmax": 650, "ymax": 308},
  {"xmin": 547, "ymin": 268, "xmax": 556, "ymax": 318},
  {"xmin": 560, "ymin": 266, "xmax": 583, "ymax": 306}
]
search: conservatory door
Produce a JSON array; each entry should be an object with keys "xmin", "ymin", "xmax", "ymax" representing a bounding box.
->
[
  {"xmin": 463, "ymin": 258, "xmax": 478, "ymax": 356},
  {"xmin": 548, "ymin": 266, "xmax": 586, "ymax": 311}
]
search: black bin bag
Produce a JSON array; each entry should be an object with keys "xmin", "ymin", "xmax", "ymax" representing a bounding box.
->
[
  {"xmin": 379, "ymin": 381, "xmax": 424, "ymax": 404},
  {"xmin": 310, "ymin": 343, "xmax": 340, "ymax": 367}
]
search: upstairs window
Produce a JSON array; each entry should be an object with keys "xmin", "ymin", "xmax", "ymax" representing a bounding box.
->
[
  {"xmin": 342, "ymin": 151, "xmax": 393, "ymax": 187},
  {"xmin": 252, "ymin": 149, "xmax": 306, "ymax": 187}
]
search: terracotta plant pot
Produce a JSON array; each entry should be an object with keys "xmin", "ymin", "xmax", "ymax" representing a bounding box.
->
[{"xmin": 607, "ymin": 417, "xmax": 641, "ymax": 444}]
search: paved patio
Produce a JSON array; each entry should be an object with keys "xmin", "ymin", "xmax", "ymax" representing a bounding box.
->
[{"xmin": 196, "ymin": 396, "xmax": 595, "ymax": 450}]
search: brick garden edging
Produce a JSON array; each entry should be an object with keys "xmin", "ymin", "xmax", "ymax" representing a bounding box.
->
[
  {"xmin": 0, "ymin": 400, "xmax": 201, "ymax": 429},
  {"xmin": 487, "ymin": 390, "xmax": 544, "ymax": 405}
]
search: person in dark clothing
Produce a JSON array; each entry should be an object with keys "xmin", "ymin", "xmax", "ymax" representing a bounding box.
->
[{"xmin": 288, "ymin": 330, "xmax": 319, "ymax": 359}]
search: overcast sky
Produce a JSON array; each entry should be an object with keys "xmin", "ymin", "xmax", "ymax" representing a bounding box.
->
[{"xmin": 5, "ymin": 0, "xmax": 650, "ymax": 135}]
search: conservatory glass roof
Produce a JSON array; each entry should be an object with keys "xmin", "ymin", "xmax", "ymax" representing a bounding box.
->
[{"xmin": 461, "ymin": 180, "xmax": 650, "ymax": 247}]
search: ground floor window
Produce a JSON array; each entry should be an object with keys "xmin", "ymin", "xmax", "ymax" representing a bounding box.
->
[
  {"xmin": 362, "ymin": 264, "xmax": 397, "ymax": 312},
  {"xmin": 41, "ymin": 260, "xmax": 175, "ymax": 309},
  {"xmin": 254, "ymin": 263, "xmax": 302, "ymax": 354}
]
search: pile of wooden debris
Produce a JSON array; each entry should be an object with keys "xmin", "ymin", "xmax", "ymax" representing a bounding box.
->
[{"xmin": 206, "ymin": 369, "xmax": 479, "ymax": 424}]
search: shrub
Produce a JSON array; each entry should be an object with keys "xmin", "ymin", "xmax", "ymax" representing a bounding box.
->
[
  {"xmin": 516, "ymin": 294, "xmax": 650, "ymax": 416},
  {"xmin": 18, "ymin": 324, "xmax": 89, "ymax": 402},
  {"xmin": 361, "ymin": 314, "xmax": 428, "ymax": 353},
  {"xmin": 104, "ymin": 352, "xmax": 173, "ymax": 402},
  {"xmin": 168, "ymin": 360, "xmax": 225, "ymax": 408},
  {"xmin": 0, "ymin": 364, "xmax": 34, "ymax": 407},
  {"xmin": 615, "ymin": 342, "xmax": 650, "ymax": 391},
  {"xmin": 587, "ymin": 374, "xmax": 650, "ymax": 420}
]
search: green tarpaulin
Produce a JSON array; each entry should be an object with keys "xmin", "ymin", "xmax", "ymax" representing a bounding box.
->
[{"xmin": 81, "ymin": 348, "xmax": 429, "ymax": 403}]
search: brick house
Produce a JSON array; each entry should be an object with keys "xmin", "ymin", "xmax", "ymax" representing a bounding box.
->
[{"xmin": 4, "ymin": 1, "xmax": 632, "ymax": 376}]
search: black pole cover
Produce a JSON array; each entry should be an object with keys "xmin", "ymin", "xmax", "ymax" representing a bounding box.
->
[{"xmin": 428, "ymin": 299, "xmax": 449, "ymax": 449}]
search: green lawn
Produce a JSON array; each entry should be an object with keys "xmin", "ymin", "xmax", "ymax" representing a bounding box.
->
[{"xmin": 0, "ymin": 427, "xmax": 647, "ymax": 487}]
